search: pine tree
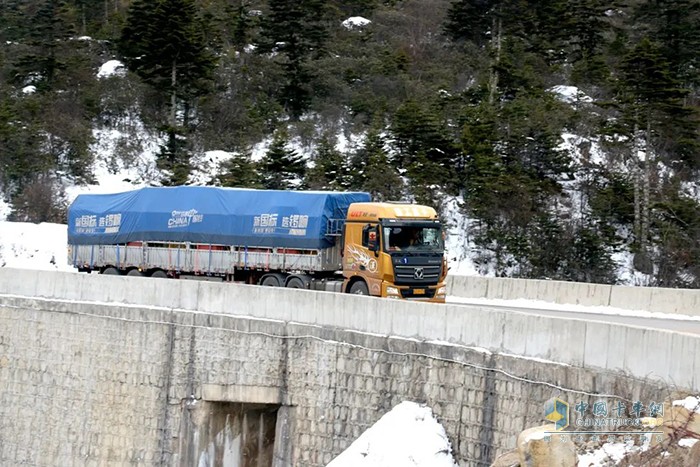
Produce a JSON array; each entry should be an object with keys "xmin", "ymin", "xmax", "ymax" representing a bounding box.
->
[
  {"xmin": 257, "ymin": 132, "xmax": 306, "ymax": 190},
  {"xmin": 218, "ymin": 152, "xmax": 260, "ymax": 188},
  {"xmin": 119, "ymin": 0, "xmax": 217, "ymax": 112},
  {"xmin": 10, "ymin": 0, "xmax": 76, "ymax": 91},
  {"xmin": 633, "ymin": 0, "xmax": 700, "ymax": 90},
  {"xmin": 444, "ymin": 0, "xmax": 492, "ymax": 46},
  {"xmin": 256, "ymin": 0, "xmax": 329, "ymax": 117},
  {"xmin": 391, "ymin": 101, "xmax": 456, "ymax": 174},
  {"xmin": 119, "ymin": 0, "xmax": 217, "ymax": 185},
  {"xmin": 305, "ymin": 135, "xmax": 352, "ymax": 190},
  {"xmin": 350, "ymin": 130, "xmax": 403, "ymax": 201},
  {"xmin": 610, "ymin": 37, "xmax": 696, "ymax": 258}
]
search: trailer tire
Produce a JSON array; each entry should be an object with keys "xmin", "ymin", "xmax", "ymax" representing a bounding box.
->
[
  {"xmin": 286, "ymin": 277, "xmax": 306, "ymax": 289},
  {"xmin": 150, "ymin": 270, "xmax": 168, "ymax": 279},
  {"xmin": 349, "ymin": 281, "xmax": 369, "ymax": 295},
  {"xmin": 102, "ymin": 267, "xmax": 120, "ymax": 275},
  {"xmin": 261, "ymin": 275, "xmax": 280, "ymax": 287},
  {"xmin": 126, "ymin": 269, "xmax": 143, "ymax": 276}
]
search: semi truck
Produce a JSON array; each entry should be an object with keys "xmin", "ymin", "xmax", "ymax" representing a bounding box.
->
[{"xmin": 67, "ymin": 186, "xmax": 447, "ymax": 302}]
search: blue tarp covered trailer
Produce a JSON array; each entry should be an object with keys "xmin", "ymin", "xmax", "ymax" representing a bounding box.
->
[{"xmin": 68, "ymin": 187, "xmax": 371, "ymax": 250}]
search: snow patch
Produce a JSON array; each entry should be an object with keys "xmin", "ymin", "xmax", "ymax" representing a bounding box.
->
[
  {"xmin": 22, "ymin": 85, "xmax": 36, "ymax": 95},
  {"xmin": 0, "ymin": 198, "xmax": 11, "ymax": 221},
  {"xmin": 679, "ymin": 438, "xmax": 699, "ymax": 448},
  {"xmin": 188, "ymin": 150, "xmax": 235, "ymax": 185},
  {"xmin": 0, "ymin": 222, "xmax": 77, "ymax": 272},
  {"xmin": 97, "ymin": 60, "xmax": 126, "ymax": 79},
  {"xmin": 327, "ymin": 401, "xmax": 458, "ymax": 467},
  {"xmin": 65, "ymin": 125, "xmax": 161, "ymax": 201},
  {"xmin": 673, "ymin": 396, "xmax": 700, "ymax": 413},
  {"xmin": 549, "ymin": 85, "xmax": 593, "ymax": 104},
  {"xmin": 342, "ymin": 16, "xmax": 371, "ymax": 29},
  {"xmin": 443, "ymin": 195, "xmax": 479, "ymax": 276}
]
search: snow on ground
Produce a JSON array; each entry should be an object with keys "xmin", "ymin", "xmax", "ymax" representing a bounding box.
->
[
  {"xmin": 673, "ymin": 396, "xmax": 700, "ymax": 413},
  {"xmin": 342, "ymin": 16, "xmax": 371, "ymax": 29},
  {"xmin": 97, "ymin": 60, "xmax": 126, "ymax": 79},
  {"xmin": 189, "ymin": 150, "xmax": 235, "ymax": 185},
  {"xmin": 0, "ymin": 221, "xmax": 76, "ymax": 272},
  {"xmin": 0, "ymin": 197, "xmax": 10, "ymax": 221},
  {"xmin": 443, "ymin": 195, "xmax": 479, "ymax": 276},
  {"xmin": 448, "ymin": 295, "xmax": 700, "ymax": 321},
  {"xmin": 577, "ymin": 440, "xmax": 645, "ymax": 467},
  {"xmin": 548, "ymin": 85, "xmax": 593, "ymax": 104},
  {"xmin": 327, "ymin": 401, "xmax": 458, "ymax": 467}
]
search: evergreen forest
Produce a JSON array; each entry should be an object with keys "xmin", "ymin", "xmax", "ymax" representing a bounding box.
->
[{"xmin": 0, "ymin": 0, "xmax": 699, "ymax": 287}]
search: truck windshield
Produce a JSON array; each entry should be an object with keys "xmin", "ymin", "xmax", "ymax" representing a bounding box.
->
[{"xmin": 383, "ymin": 225, "xmax": 444, "ymax": 252}]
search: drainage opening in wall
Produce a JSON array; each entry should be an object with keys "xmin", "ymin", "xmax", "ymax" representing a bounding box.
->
[{"xmin": 180, "ymin": 401, "xmax": 279, "ymax": 467}]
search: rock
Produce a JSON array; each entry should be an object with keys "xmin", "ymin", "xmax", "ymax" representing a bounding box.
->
[
  {"xmin": 517, "ymin": 425, "xmax": 576, "ymax": 467},
  {"xmin": 491, "ymin": 449, "xmax": 520, "ymax": 467},
  {"xmin": 652, "ymin": 401, "xmax": 700, "ymax": 446}
]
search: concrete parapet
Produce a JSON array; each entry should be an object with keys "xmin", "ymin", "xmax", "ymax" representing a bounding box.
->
[
  {"xmin": 1, "ymin": 267, "xmax": 696, "ymax": 467},
  {"xmin": 447, "ymin": 273, "xmax": 700, "ymax": 316},
  {"xmin": 0, "ymin": 267, "xmax": 697, "ymax": 390}
]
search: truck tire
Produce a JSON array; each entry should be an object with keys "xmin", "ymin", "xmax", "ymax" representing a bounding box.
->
[
  {"xmin": 150, "ymin": 270, "xmax": 168, "ymax": 278},
  {"xmin": 349, "ymin": 281, "xmax": 369, "ymax": 295},
  {"xmin": 286, "ymin": 277, "xmax": 306, "ymax": 289},
  {"xmin": 102, "ymin": 267, "xmax": 120, "ymax": 275},
  {"xmin": 127, "ymin": 269, "xmax": 143, "ymax": 277},
  {"xmin": 261, "ymin": 275, "xmax": 280, "ymax": 287}
]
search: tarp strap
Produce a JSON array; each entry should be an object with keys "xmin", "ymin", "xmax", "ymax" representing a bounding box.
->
[
  {"xmin": 208, "ymin": 245, "xmax": 212, "ymax": 274},
  {"xmin": 168, "ymin": 247, "xmax": 172, "ymax": 271},
  {"xmin": 177, "ymin": 247, "xmax": 180, "ymax": 272},
  {"xmin": 266, "ymin": 249, "xmax": 270, "ymax": 270},
  {"xmin": 72, "ymin": 245, "xmax": 78, "ymax": 267},
  {"xmin": 194, "ymin": 248, "xmax": 199, "ymax": 273},
  {"xmin": 244, "ymin": 246, "xmax": 248, "ymax": 270},
  {"xmin": 116, "ymin": 244, "xmax": 120, "ymax": 269},
  {"xmin": 90, "ymin": 245, "xmax": 94, "ymax": 269}
]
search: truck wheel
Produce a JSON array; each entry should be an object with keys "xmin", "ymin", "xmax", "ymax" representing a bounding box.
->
[
  {"xmin": 261, "ymin": 275, "xmax": 280, "ymax": 287},
  {"xmin": 102, "ymin": 267, "xmax": 120, "ymax": 275},
  {"xmin": 349, "ymin": 281, "xmax": 369, "ymax": 295},
  {"xmin": 150, "ymin": 270, "xmax": 168, "ymax": 278},
  {"xmin": 286, "ymin": 277, "xmax": 306, "ymax": 289},
  {"xmin": 127, "ymin": 269, "xmax": 143, "ymax": 277}
]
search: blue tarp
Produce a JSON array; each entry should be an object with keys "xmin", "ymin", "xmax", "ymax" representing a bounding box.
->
[{"xmin": 68, "ymin": 187, "xmax": 371, "ymax": 249}]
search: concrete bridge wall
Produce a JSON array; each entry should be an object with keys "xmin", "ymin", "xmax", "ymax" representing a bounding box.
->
[
  {"xmin": 0, "ymin": 269, "xmax": 695, "ymax": 466},
  {"xmin": 447, "ymin": 274, "xmax": 700, "ymax": 315}
]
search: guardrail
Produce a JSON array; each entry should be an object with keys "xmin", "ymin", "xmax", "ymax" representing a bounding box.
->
[{"xmin": 447, "ymin": 274, "xmax": 700, "ymax": 316}]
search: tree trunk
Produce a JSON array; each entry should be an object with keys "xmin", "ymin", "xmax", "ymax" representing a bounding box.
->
[
  {"xmin": 632, "ymin": 125, "xmax": 641, "ymax": 245},
  {"xmin": 171, "ymin": 60, "xmax": 177, "ymax": 129},
  {"xmin": 488, "ymin": 16, "xmax": 502, "ymax": 105},
  {"xmin": 641, "ymin": 121, "xmax": 652, "ymax": 250}
]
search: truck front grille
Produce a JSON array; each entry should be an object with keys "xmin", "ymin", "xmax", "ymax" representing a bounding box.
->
[{"xmin": 393, "ymin": 264, "xmax": 441, "ymax": 286}]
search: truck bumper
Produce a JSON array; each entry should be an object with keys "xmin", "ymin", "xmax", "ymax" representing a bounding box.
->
[{"xmin": 383, "ymin": 282, "xmax": 446, "ymax": 303}]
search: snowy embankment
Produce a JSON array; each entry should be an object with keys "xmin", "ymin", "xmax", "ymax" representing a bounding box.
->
[{"xmin": 0, "ymin": 221, "xmax": 76, "ymax": 272}]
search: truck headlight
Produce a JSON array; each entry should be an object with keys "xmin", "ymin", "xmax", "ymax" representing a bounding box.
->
[
  {"xmin": 386, "ymin": 286, "xmax": 400, "ymax": 296},
  {"xmin": 437, "ymin": 286, "xmax": 446, "ymax": 296}
]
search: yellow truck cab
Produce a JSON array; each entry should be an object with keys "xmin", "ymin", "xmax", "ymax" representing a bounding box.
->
[{"xmin": 342, "ymin": 202, "xmax": 447, "ymax": 303}]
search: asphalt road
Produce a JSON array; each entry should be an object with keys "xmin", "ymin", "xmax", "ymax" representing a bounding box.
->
[{"xmin": 447, "ymin": 298, "xmax": 700, "ymax": 335}]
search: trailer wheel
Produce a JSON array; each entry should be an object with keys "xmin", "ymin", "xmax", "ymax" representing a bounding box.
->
[
  {"xmin": 150, "ymin": 270, "xmax": 168, "ymax": 279},
  {"xmin": 126, "ymin": 269, "xmax": 144, "ymax": 277},
  {"xmin": 261, "ymin": 275, "xmax": 280, "ymax": 287},
  {"xmin": 102, "ymin": 267, "xmax": 120, "ymax": 275},
  {"xmin": 286, "ymin": 277, "xmax": 306, "ymax": 289},
  {"xmin": 349, "ymin": 281, "xmax": 369, "ymax": 295}
]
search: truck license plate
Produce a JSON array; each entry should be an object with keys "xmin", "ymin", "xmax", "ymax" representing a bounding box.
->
[{"xmin": 413, "ymin": 289, "xmax": 425, "ymax": 295}]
